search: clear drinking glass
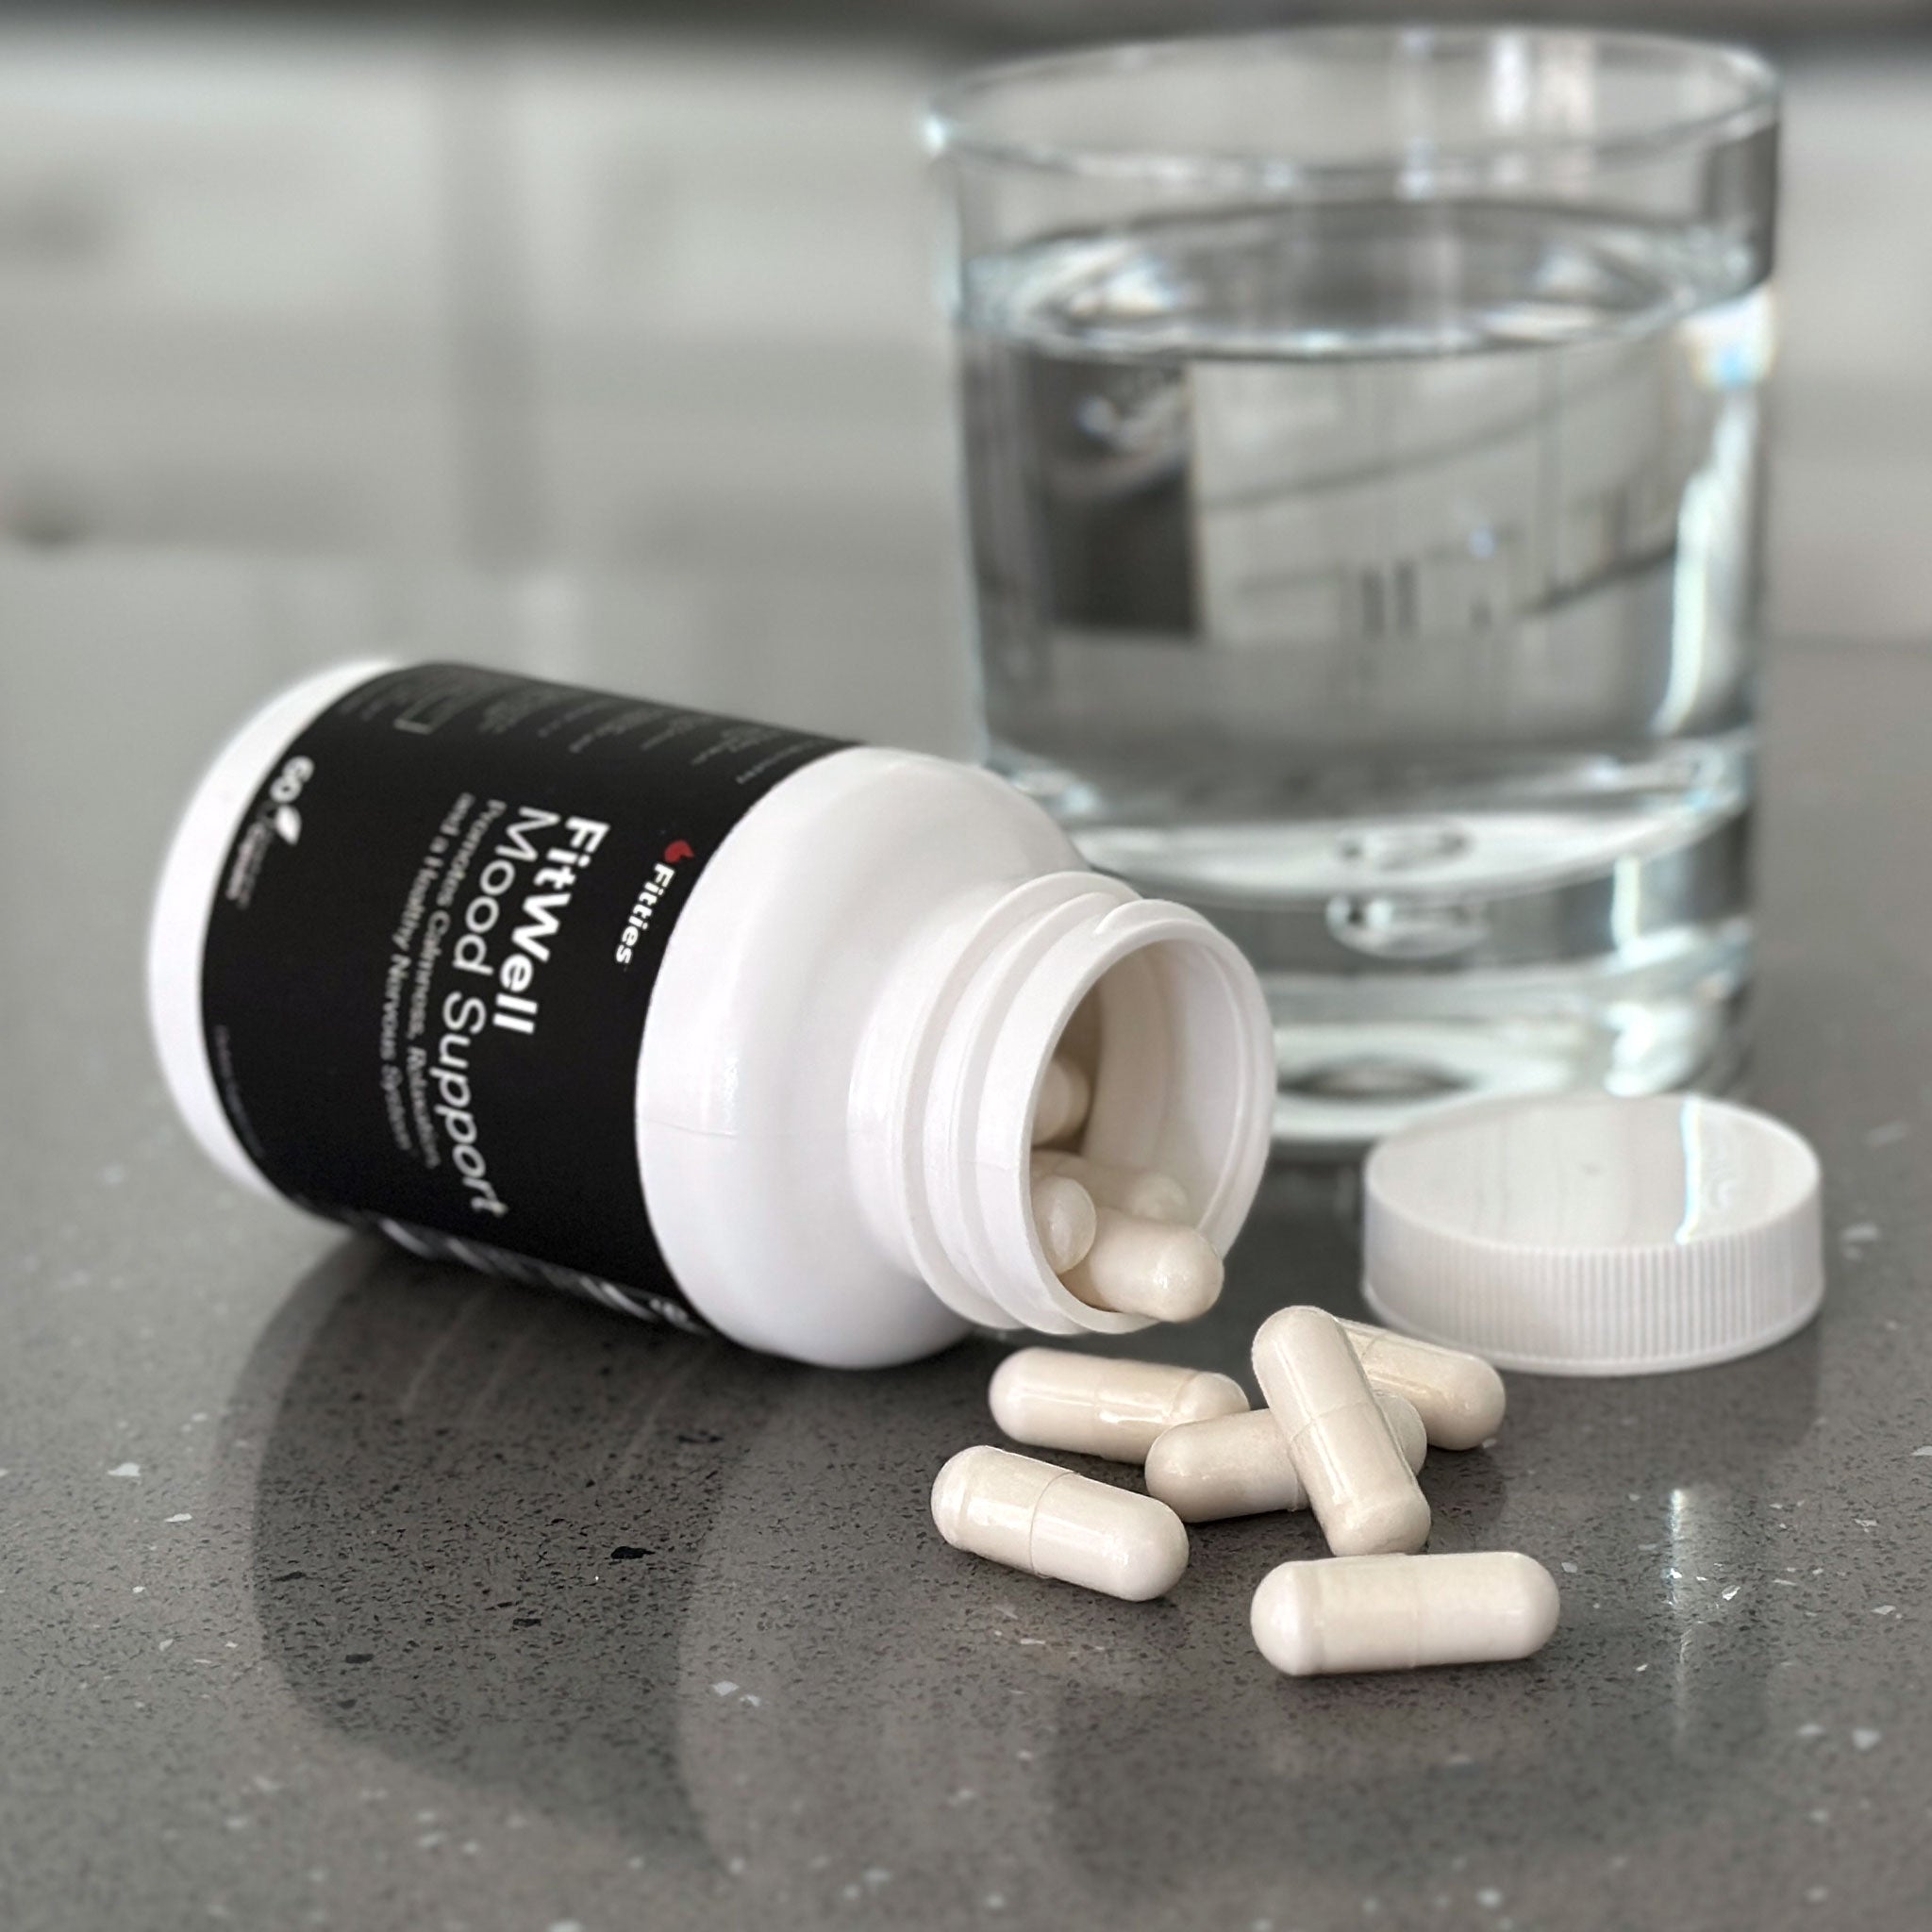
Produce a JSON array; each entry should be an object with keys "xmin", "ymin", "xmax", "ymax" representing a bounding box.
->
[{"xmin": 927, "ymin": 28, "xmax": 1778, "ymax": 1146}]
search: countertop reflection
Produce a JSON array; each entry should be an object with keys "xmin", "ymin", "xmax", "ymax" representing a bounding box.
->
[{"xmin": 230, "ymin": 1215, "xmax": 1828, "ymax": 1926}]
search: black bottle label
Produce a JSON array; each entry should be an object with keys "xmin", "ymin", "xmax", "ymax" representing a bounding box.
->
[{"xmin": 198, "ymin": 662, "xmax": 845, "ymax": 1325}]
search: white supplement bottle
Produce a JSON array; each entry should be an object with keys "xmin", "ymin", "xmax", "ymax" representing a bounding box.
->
[{"xmin": 148, "ymin": 662, "xmax": 1274, "ymax": 1369}]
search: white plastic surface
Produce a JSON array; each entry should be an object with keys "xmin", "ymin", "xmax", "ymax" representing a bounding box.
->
[
  {"xmin": 1030, "ymin": 1054, "xmax": 1091, "ymax": 1146},
  {"xmin": 1252, "ymin": 1306, "xmax": 1431, "ymax": 1557},
  {"xmin": 987, "ymin": 1347, "xmax": 1248, "ymax": 1463},
  {"xmin": 1363, "ymin": 1093, "xmax": 1825, "ymax": 1375},
  {"xmin": 1251, "ymin": 1552, "xmax": 1561, "ymax": 1676},
  {"xmin": 930, "ymin": 1445, "xmax": 1190, "ymax": 1600}
]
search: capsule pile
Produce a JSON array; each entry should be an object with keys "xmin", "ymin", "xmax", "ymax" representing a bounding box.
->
[
  {"xmin": 933, "ymin": 1314, "xmax": 1556, "ymax": 1675},
  {"xmin": 930, "ymin": 1048, "xmax": 1559, "ymax": 1676}
]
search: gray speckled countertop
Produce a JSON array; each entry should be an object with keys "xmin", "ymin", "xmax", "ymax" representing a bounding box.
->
[{"xmin": 3, "ymin": 581, "xmax": 1932, "ymax": 1932}]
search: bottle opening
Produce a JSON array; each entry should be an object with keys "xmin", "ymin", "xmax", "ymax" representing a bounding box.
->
[
  {"xmin": 905, "ymin": 880, "xmax": 1275, "ymax": 1338},
  {"xmin": 1070, "ymin": 932, "xmax": 1270, "ymax": 1238}
]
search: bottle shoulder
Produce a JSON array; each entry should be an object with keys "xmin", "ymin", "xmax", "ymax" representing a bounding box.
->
[
  {"xmin": 635, "ymin": 744, "xmax": 1082, "ymax": 1361},
  {"xmin": 638, "ymin": 744, "xmax": 1087, "ymax": 1125}
]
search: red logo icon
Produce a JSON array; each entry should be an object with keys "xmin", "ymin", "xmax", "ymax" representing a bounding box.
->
[{"xmin": 663, "ymin": 840, "xmax": 694, "ymax": 864}]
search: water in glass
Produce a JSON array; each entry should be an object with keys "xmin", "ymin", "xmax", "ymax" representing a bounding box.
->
[{"xmin": 959, "ymin": 199, "xmax": 1770, "ymax": 1141}]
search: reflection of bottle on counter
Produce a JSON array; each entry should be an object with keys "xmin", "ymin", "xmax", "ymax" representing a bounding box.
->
[
  {"xmin": 150, "ymin": 660, "xmax": 1273, "ymax": 1367},
  {"xmin": 234, "ymin": 1234, "xmax": 1824, "ymax": 1923}
]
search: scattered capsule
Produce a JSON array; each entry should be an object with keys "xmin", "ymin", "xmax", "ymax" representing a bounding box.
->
[
  {"xmin": 989, "ymin": 1346, "xmax": 1249, "ymax": 1463},
  {"xmin": 930, "ymin": 1445, "xmax": 1189, "ymax": 1600},
  {"xmin": 1030, "ymin": 1150, "xmax": 1191, "ymax": 1223},
  {"xmin": 1030, "ymin": 1172, "xmax": 1098, "ymax": 1273},
  {"xmin": 1031, "ymin": 1054, "xmax": 1091, "ymax": 1147},
  {"xmin": 1060, "ymin": 1209, "xmax": 1224, "ymax": 1323},
  {"xmin": 1253, "ymin": 1306, "xmax": 1430, "ymax": 1557},
  {"xmin": 1145, "ymin": 1391, "xmax": 1425, "ymax": 1522},
  {"xmin": 1340, "ymin": 1318, "xmax": 1507, "ymax": 1451},
  {"xmin": 1251, "ymin": 1552, "xmax": 1560, "ymax": 1676}
]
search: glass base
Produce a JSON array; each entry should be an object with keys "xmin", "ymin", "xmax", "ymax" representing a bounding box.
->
[{"xmin": 1264, "ymin": 925, "xmax": 1751, "ymax": 1150}]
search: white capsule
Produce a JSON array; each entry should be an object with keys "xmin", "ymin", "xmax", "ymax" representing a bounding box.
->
[
  {"xmin": 989, "ymin": 1346, "xmax": 1249, "ymax": 1463},
  {"xmin": 1029, "ymin": 1172, "xmax": 1098, "ymax": 1273},
  {"xmin": 1145, "ymin": 1391, "xmax": 1425, "ymax": 1522},
  {"xmin": 1253, "ymin": 1306, "xmax": 1430, "ymax": 1557},
  {"xmin": 1060, "ymin": 1208, "xmax": 1224, "ymax": 1324},
  {"xmin": 1340, "ymin": 1318, "xmax": 1507, "ymax": 1451},
  {"xmin": 1030, "ymin": 1150, "xmax": 1191, "ymax": 1224},
  {"xmin": 930, "ymin": 1445, "xmax": 1189, "ymax": 1600},
  {"xmin": 1251, "ymin": 1552, "xmax": 1560, "ymax": 1676},
  {"xmin": 1030, "ymin": 1054, "xmax": 1091, "ymax": 1147}
]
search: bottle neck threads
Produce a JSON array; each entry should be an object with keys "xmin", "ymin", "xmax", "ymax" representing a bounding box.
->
[{"xmin": 857, "ymin": 872, "xmax": 1275, "ymax": 1336}]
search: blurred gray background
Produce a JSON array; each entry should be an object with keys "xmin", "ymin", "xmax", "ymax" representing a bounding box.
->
[{"xmin": 0, "ymin": 2, "xmax": 1923, "ymax": 753}]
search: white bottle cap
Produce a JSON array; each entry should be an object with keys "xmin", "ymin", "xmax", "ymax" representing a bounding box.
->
[{"xmin": 1363, "ymin": 1093, "xmax": 1824, "ymax": 1376}]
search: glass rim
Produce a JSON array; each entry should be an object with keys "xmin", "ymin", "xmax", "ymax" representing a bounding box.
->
[{"xmin": 924, "ymin": 25, "xmax": 1780, "ymax": 188}]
